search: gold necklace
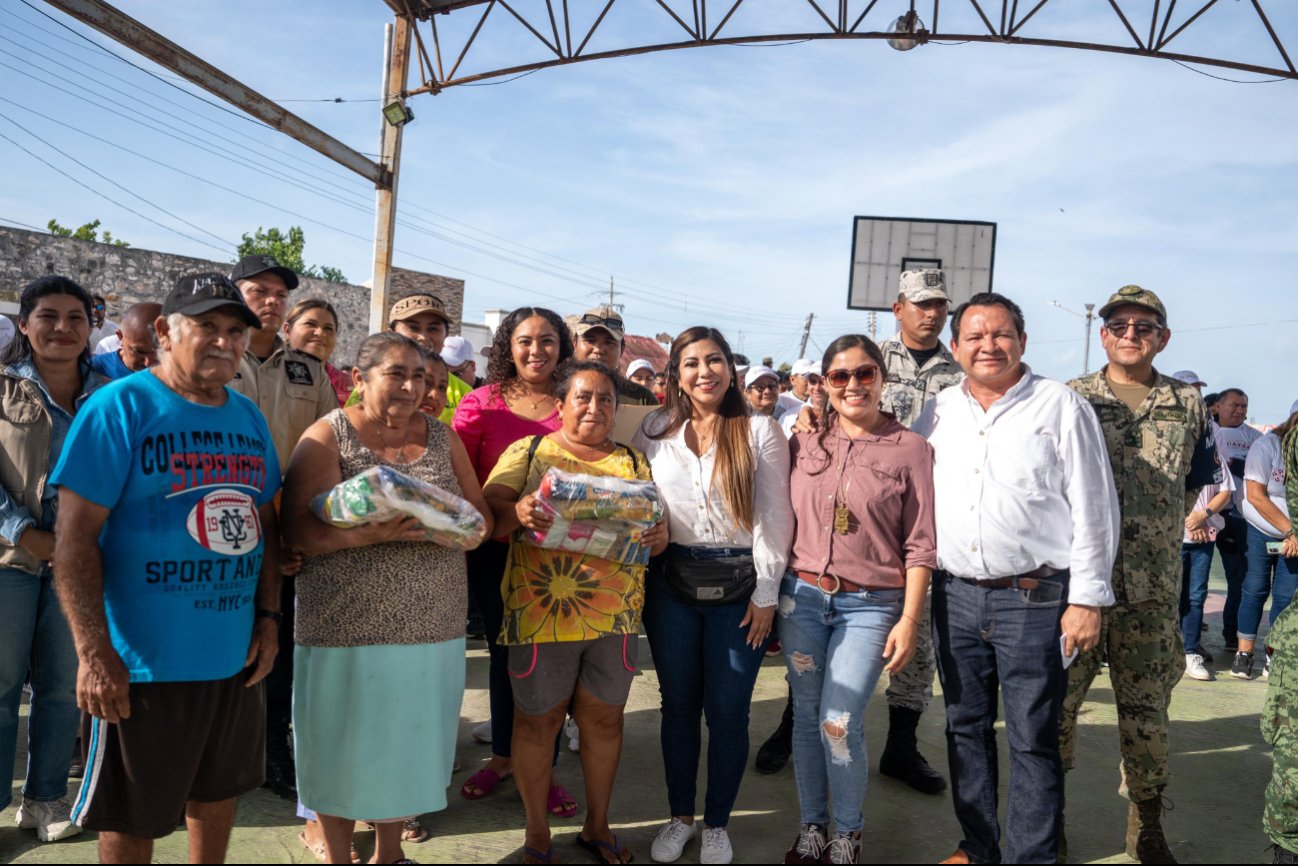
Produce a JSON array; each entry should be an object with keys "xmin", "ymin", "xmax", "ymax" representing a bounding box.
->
[{"xmin": 510, "ymin": 380, "xmax": 548, "ymax": 411}]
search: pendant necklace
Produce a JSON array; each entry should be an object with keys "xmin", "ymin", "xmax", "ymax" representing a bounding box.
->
[{"xmin": 832, "ymin": 435, "xmax": 854, "ymax": 535}]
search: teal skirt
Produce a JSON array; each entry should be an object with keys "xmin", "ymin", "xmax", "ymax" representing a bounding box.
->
[{"xmin": 293, "ymin": 639, "xmax": 465, "ymax": 821}]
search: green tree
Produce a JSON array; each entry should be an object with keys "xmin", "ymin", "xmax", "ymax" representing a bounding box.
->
[
  {"xmin": 237, "ymin": 226, "xmax": 347, "ymax": 283},
  {"xmin": 47, "ymin": 218, "xmax": 129, "ymax": 247}
]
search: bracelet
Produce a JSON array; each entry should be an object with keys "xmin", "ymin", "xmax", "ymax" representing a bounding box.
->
[
  {"xmin": 1285, "ymin": 529, "xmax": 1296, "ymax": 541},
  {"xmin": 901, "ymin": 613, "xmax": 921, "ymax": 627},
  {"xmin": 256, "ymin": 608, "xmax": 283, "ymax": 625}
]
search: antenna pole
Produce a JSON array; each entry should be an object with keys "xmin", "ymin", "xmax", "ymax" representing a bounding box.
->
[{"xmin": 798, "ymin": 313, "xmax": 815, "ymax": 358}]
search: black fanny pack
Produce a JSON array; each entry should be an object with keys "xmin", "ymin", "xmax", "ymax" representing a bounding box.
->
[{"xmin": 663, "ymin": 545, "xmax": 757, "ymax": 605}]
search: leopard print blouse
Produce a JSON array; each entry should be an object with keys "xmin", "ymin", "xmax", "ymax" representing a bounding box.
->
[{"xmin": 295, "ymin": 408, "xmax": 469, "ymax": 648}]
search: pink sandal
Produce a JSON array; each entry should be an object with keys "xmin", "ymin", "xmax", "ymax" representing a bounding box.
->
[
  {"xmin": 461, "ymin": 768, "xmax": 507, "ymax": 800},
  {"xmin": 547, "ymin": 782, "xmax": 579, "ymax": 818}
]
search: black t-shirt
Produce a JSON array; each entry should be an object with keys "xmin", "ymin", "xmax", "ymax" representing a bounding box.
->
[{"xmin": 907, "ymin": 344, "xmax": 941, "ymax": 369}]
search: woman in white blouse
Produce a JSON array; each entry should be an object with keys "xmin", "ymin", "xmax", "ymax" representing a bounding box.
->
[{"xmin": 633, "ymin": 326, "xmax": 794, "ymax": 866}]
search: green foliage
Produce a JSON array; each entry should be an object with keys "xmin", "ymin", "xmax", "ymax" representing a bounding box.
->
[
  {"xmin": 47, "ymin": 218, "xmax": 129, "ymax": 247},
  {"xmin": 237, "ymin": 225, "xmax": 347, "ymax": 283}
]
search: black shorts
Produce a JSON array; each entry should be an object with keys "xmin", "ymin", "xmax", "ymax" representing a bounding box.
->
[{"xmin": 71, "ymin": 673, "xmax": 266, "ymax": 838}]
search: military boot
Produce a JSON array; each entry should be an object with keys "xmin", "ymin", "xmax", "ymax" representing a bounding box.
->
[
  {"xmin": 1274, "ymin": 845, "xmax": 1298, "ymax": 864},
  {"xmin": 878, "ymin": 705, "xmax": 947, "ymax": 794},
  {"xmin": 1125, "ymin": 789, "xmax": 1177, "ymax": 864}
]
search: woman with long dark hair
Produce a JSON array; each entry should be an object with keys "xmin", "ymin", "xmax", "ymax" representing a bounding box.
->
[
  {"xmin": 779, "ymin": 335, "xmax": 935, "ymax": 865},
  {"xmin": 632, "ymin": 327, "xmax": 794, "ymax": 865},
  {"xmin": 0, "ymin": 275, "xmax": 106, "ymax": 843},
  {"xmin": 452, "ymin": 306, "xmax": 582, "ymax": 818}
]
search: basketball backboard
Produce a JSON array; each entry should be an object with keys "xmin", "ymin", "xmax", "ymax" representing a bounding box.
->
[{"xmin": 847, "ymin": 217, "xmax": 996, "ymax": 311}]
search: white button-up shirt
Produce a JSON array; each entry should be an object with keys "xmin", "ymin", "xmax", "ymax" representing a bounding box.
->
[
  {"xmin": 912, "ymin": 365, "xmax": 1118, "ymax": 607},
  {"xmin": 634, "ymin": 413, "xmax": 794, "ymax": 607}
]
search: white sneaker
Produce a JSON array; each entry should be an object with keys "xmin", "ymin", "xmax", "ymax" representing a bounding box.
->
[
  {"xmin": 16, "ymin": 796, "xmax": 82, "ymax": 842},
  {"xmin": 472, "ymin": 720, "xmax": 492, "ymax": 744},
  {"xmin": 700, "ymin": 826, "xmax": 734, "ymax": 865},
  {"xmin": 1185, "ymin": 653, "xmax": 1211, "ymax": 681},
  {"xmin": 650, "ymin": 818, "xmax": 697, "ymax": 863},
  {"xmin": 564, "ymin": 717, "xmax": 580, "ymax": 752}
]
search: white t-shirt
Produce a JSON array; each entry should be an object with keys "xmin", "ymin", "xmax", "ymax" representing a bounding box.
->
[
  {"xmin": 1184, "ymin": 454, "xmax": 1234, "ymax": 542},
  {"xmin": 1241, "ymin": 433, "xmax": 1289, "ymax": 538},
  {"xmin": 1215, "ymin": 422, "xmax": 1262, "ymax": 511},
  {"xmin": 94, "ymin": 333, "xmax": 121, "ymax": 356},
  {"xmin": 89, "ymin": 319, "xmax": 118, "ymax": 355}
]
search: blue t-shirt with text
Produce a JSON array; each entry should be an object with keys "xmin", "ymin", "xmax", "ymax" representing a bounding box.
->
[{"xmin": 51, "ymin": 370, "xmax": 281, "ymax": 683}]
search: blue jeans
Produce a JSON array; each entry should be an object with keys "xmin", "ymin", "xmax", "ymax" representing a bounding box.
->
[
  {"xmin": 1238, "ymin": 525, "xmax": 1298, "ymax": 641},
  {"xmin": 777, "ymin": 572, "xmax": 900, "ymax": 835},
  {"xmin": 931, "ymin": 571, "xmax": 1069, "ymax": 865},
  {"xmin": 1218, "ymin": 512, "xmax": 1250, "ymax": 643},
  {"xmin": 1179, "ymin": 542, "xmax": 1214, "ymax": 653},
  {"xmin": 642, "ymin": 551, "xmax": 766, "ymax": 828},
  {"xmin": 0, "ymin": 566, "xmax": 80, "ymax": 809}
]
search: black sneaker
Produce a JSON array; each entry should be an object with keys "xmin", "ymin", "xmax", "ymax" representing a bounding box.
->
[{"xmin": 1230, "ymin": 650, "xmax": 1254, "ymax": 680}]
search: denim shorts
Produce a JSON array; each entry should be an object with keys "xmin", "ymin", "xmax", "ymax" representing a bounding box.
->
[{"xmin": 507, "ymin": 634, "xmax": 639, "ymax": 715}]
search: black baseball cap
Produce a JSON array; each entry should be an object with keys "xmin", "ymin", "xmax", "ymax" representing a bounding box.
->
[
  {"xmin": 230, "ymin": 254, "xmax": 300, "ymax": 291},
  {"xmin": 163, "ymin": 273, "xmax": 263, "ymax": 329}
]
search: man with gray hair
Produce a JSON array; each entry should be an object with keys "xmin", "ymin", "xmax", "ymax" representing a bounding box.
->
[{"xmin": 51, "ymin": 273, "xmax": 281, "ymax": 864}]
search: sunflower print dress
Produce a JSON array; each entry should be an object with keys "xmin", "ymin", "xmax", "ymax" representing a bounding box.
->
[{"xmin": 485, "ymin": 436, "xmax": 653, "ymax": 645}]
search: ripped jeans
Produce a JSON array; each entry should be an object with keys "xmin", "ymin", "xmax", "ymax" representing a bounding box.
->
[{"xmin": 777, "ymin": 571, "xmax": 901, "ymax": 834}]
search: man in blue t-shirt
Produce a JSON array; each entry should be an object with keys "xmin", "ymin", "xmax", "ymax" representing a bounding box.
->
[
  {"xmin": 51, "ymin": 273, "xmax": 281, "ymax": 864},
  {"xmin": 87, "ymin": 302, "xmax": 161, "ymax": 381}
]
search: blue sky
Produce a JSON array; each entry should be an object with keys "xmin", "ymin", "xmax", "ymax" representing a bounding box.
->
[{"xmin": 1, "ymin": 0, "xmax": 1296, "ymax": 422}]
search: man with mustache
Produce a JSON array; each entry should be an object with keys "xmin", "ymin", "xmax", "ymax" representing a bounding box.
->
[{"xmin": 51, "ymin": 273, "xmax": 281, "ymax": 864}]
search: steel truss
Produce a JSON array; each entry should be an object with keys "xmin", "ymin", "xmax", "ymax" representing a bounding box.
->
[{"xmin": 386, "ymin": 0, "xmax": 1297, "ymax": 95}]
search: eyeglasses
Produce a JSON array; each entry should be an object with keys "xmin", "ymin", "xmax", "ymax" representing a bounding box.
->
[
  {"xmin": 747, "ymin": 382, "xmax": 779, "ymax": 393},
  {"xmin": 1104, "ymin": 320, "xmax": 1163, "ymax": 339},
  {"xmin": 579, "ymin": 313, "xmax": 623, "ymax": 331},
  {"xmin": 824, "ymin": 365, "xmax": 880, "ymax": 388},
  {"xmin": 805, "ymin": 374, "xmax": 823, "ymax": 387}
]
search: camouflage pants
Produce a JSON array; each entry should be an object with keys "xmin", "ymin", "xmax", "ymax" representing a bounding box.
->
[
  {"xmin": 1059, "ymin": 598, "xmax": 1185, "ymax": 803},
  {"xmin": 886, "ymin": 590, "xmax": 934, "ymax": 713},
  {"xmin": 1264, "ymin": 607, "xmax": 1298, "ymax": 852}
]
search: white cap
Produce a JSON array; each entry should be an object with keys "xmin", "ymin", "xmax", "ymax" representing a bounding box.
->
[
  {"xmin": 735, "ymin": 364, "xmax": 750, "ymax": 381},
  {"xmin": 1172, "ymin": 370, "xmax": 1206, "ymax": 387},
  {"xmin": 626, "ymin": 359, "xmax": 655, "ymax": 378},
  {"xmin": 791, "ymin": 358, "xmax": 820, "ymax": 377},
  {"xmin": 439, "ymin": 335, "xmax": 475, "ymax": 368},
  {"xmin": 744, "ymin": 364, "xmax": 778, "ymax": 386}
]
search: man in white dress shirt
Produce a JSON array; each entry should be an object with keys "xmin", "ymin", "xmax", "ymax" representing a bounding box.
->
[{"xmin": 913, "ymin": 292, "xmax": 1119, "ymax": 866}]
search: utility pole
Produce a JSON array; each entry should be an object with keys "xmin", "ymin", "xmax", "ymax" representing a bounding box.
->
[
  {"xmin": 1052, "ymin": 301, "xmax": 1097, "ymax": 374},
  {"xmin": 798, "ymin": 313, "xmax": 815, "ymax": 358},
  {"xmin": 370, "ymin": 18, "xmax": 411, "ymax": 333},
  {"xmin": 868, "ymin": 311, "xmax": 877, "ymax": 342}
]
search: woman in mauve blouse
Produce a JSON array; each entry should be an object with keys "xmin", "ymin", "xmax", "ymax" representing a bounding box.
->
[{"xmin": 779, "ymin": 334, "xmax": 936, "ymax": 866}]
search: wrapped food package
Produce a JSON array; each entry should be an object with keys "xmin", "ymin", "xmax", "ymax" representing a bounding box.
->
[
  {"xmin": 522, "ymin": 468, "xmax": 664, "ymax": 565},
  {"xmin": 311, "ymin": 465, "xmax": 487, "ymax": 551}
]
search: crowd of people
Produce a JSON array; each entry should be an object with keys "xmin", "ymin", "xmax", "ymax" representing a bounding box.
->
[{"xmin": 2, "ymin": 259, "xmax": 1297, "ymax": 866}]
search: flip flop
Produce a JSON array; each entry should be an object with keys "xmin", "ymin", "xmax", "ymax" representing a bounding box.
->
[
  {"xmin": 523, "ymin": 845, "xmax": 558, "ymax": 864},
  {"xmin": 461, "ymin": 768, "xmax": 506, "ymax": 800},
  {"xmin": 297, "ymin": 830, "xmax": 360, "ymax": 863},
  {"xmin": 576, "ymin": 833, "xmax": 633, "ymax": 864},
  {"xmin": 547, "ymin": 782, "xmax": 579, "ymax": 818},
  {"xmin": 401, "ymin": 817, "xmax": 430, "ymax": 843}
]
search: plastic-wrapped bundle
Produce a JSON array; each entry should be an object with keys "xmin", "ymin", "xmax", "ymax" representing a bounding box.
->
[
  {"xmin": 523, "ymin": 468, "xmax": 664, "ymax": 565},
  {"xmin": 311, "ymin": 465, "xmax": 487, "ymax": 551}
]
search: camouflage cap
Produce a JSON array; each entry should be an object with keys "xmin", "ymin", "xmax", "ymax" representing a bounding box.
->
[
  {"xmin": 899, "ymin": 269, "xmax": 949, "ymax": 304},
  {"xmin": 1098, "ymin": 284, "xmax": 1167, "ymax": 321}
]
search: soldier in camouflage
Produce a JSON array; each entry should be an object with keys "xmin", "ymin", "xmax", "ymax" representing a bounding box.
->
[
  {"xmin": 1265, "ymin": 603, "xmax": 1298, "ymax": 864},
  {"xmin": 1062, "ymin": 285, "xmax": 1221, "ymax": 864}
]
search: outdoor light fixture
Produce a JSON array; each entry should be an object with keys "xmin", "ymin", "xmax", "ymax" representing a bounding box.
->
[
  {"xmin": 887, "ymin": 10, "xmax": 927, "ymax": 51},
  {"xmin": 382, "ymin": 100, "xmax": 414, "ymax": 127}
]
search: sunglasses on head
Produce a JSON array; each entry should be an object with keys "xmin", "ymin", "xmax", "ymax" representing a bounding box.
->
[
  {"xmin": 579, "ymin": 313, "xmax": 623, "ymax": 331},
  {"xmin": 1104, "ymin": 320, "xmax": 1163, "ymax": 339},
  {"xmin": 824, "ymin": 365, "xmax": 880, "ymax": 388}
]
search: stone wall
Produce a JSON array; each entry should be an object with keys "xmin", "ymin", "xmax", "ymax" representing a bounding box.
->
[{"xmin": 0, "ymin": 227, "xmax": 464, "ymax": 364}]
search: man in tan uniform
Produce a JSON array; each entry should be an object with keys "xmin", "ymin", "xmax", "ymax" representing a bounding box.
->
[{"xmin": 229, "ymin": 254, "xmax": 336, "ymax": 800}]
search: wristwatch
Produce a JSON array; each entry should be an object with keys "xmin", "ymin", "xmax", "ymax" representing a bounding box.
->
[
  {"xmin": 256, "ymin": 608, "xmax": 283, "ymax": 625},
  {"xmin": 1204, "ymin": 507, "xmax": 1215, "ymax": 518}
]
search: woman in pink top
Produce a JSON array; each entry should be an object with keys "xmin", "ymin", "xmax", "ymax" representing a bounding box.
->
[
  {"xmin": 779, "ymin": 335, "xmax": 936, "ymax": 866},
  {"xmin": 452, "ymin": 307, "xmax": 577, "ymax": 819}
]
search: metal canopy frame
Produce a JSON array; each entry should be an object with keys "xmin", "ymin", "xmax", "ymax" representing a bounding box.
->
[{"xmin": 384, "ymin": 0, "xmax": 1297, "ymax": 94}]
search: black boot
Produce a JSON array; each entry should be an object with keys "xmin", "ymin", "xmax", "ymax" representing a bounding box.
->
[
  {"xmin": 263, "ymin": 718, "xmax": 298, "ymax": 801},
  {"xmin": 1275, "ymin": 845, "xmax": 1298, "ymax": 864},
  {"xmin": 755, "ymin": 694, "xmax": 794, "ymax": 774},
  {"xmin": 879, "ymin": 705, "xmax": 947, "ymax": 794}
]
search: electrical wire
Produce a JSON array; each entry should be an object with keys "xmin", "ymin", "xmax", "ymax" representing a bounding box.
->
[
  {"xmin": 1170, "ymin": 59, "xmax": 1289, "ymax": 84},
  {"xmin": 0, "ymin": 215, "xmax": 47, "ymax": 232}
]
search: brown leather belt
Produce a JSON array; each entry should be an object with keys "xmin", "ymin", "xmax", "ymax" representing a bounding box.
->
[
  {"xmin": 795, "ymin": 569, "xmax": 866, "ymax": 595},
  {"xmin": 953, "ymin": 564, "xmax": 1063, "ymax": 590}
]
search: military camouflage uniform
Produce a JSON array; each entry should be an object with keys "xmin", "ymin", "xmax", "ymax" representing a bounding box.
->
[
  {"xmin": 1061, "ymin": 367, "xmax": 1219, "ymax": 802},
  {"xmin": 878, "ymin": 333, "xmax": 964, "ymax": 712}
]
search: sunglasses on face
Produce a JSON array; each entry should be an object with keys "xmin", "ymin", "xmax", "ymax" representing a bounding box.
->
[
  {"xmin": 824, "ymin": 365, "xmax": 880, "ymax": 388},
  {"xmin": 1104, "ymin": 320, "xmax": 1163, "ymax": 339},
  {"xmin": 93, "ymin": 305, "xmax": 106, "ymax": 312},
  {"xmin": 747, "ymin": 382, "xmax": 778, "ymax": 393},
  {"xmin": 579, "ymin": 313, "xmax": 624, "ymax": 331}
]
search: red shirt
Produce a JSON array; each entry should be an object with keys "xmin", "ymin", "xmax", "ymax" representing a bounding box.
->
[
  {"xmin": 452, "ymin": 384, "xmax": 561, "ymax": 485},
  {"xmin": 788, "ymin": 418, "xmax": 937, "ymax": 589}
]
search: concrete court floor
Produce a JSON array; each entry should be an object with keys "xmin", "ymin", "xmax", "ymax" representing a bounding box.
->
[{"xmin": 2, "ymin": 569, "xmax": 1280, "ymax": 865}]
